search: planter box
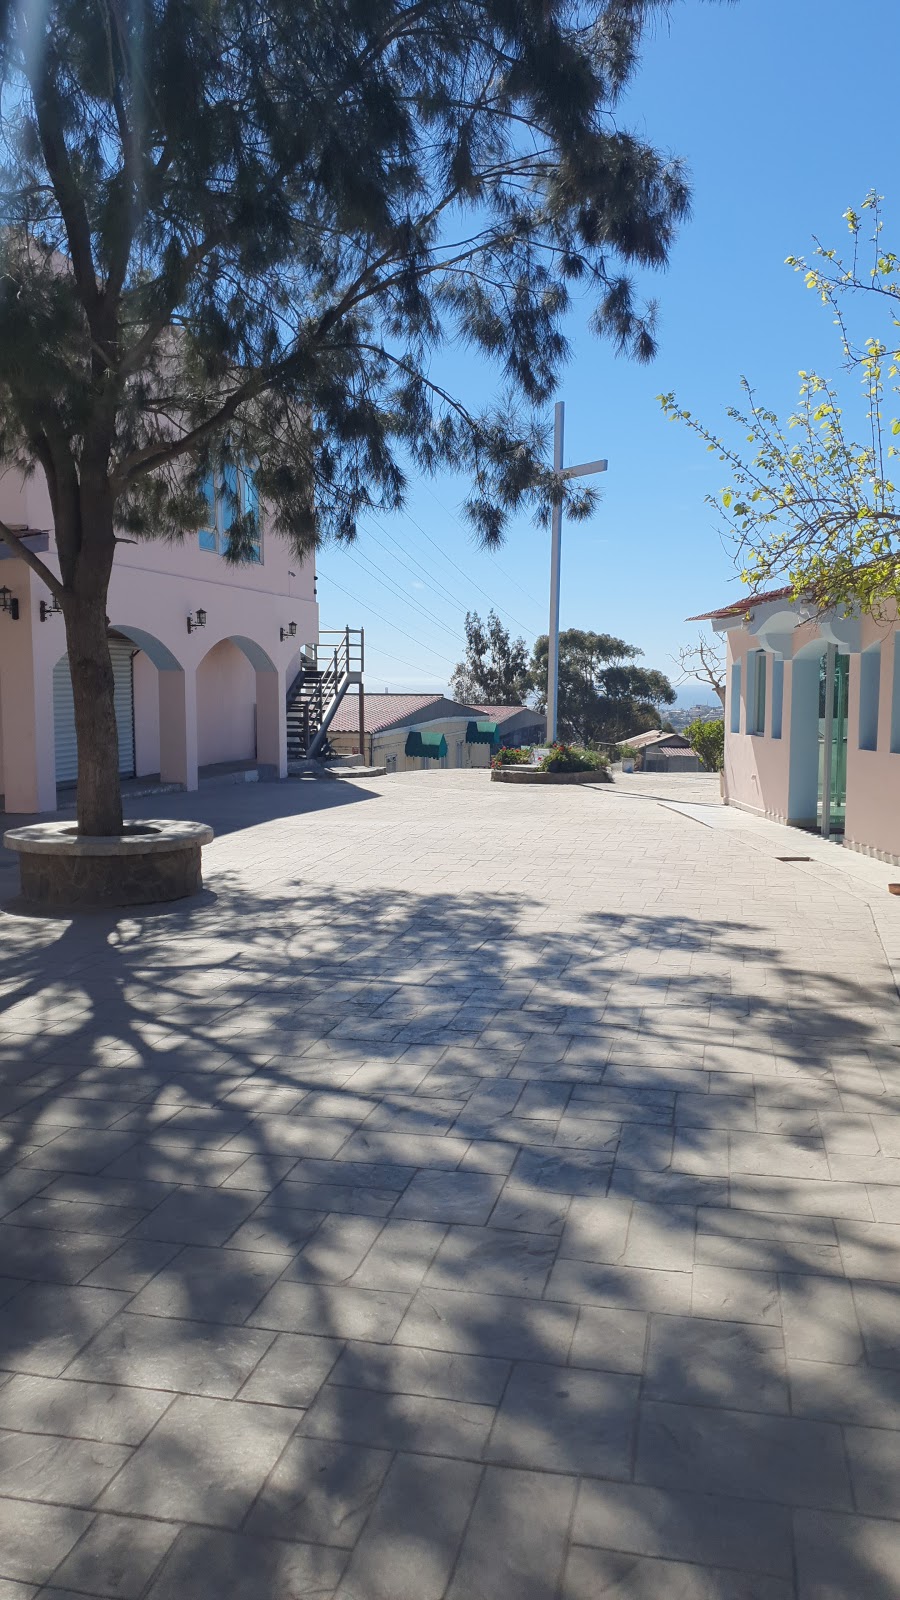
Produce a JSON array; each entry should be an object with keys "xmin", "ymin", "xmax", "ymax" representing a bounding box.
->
[
  {"xmin": 3, "ymin": 819, "xmax": 213, "ymax": 908},
  {"xmin": 490, "ymin": 768, "xmax": 611, "ymax": 785}
]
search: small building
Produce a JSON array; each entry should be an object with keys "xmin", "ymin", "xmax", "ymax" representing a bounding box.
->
[
  {"xmin": 690, "ymin": 587, "xmax": 900, "ymax": 862},
  {"xmin": 471, "ymin": 705, "xmax": 547, "ymax": 750},
  {"xmin": 624, "ymin": 729, "xmax": 700, "ymax": 772},
  {"xmin": 328, "ymin": 693, "xmax": 546, "ymax": 772}
]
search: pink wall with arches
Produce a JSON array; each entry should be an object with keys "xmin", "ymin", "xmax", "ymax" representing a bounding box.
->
[{"xmin": 0, "ymin": 464, "xmax": 318, "ymax": 811}]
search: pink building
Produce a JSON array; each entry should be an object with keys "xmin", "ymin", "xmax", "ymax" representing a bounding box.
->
[
  {"xmin": 0, "ymin": 466, "xmax": 319, "ymax": 814},
  {"xmin": 693, "ymin": 587, "xmax": 900, "ymax": 863}
]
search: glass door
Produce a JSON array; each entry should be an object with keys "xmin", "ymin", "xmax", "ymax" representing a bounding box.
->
[{"xmin": 817, "ymin": 647, "xmax": 850, "ymax": 837}]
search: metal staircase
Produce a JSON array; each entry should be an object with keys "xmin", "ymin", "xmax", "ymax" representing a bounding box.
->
[{"xmin": 286, "ymin": 627, "xmax": 364, "ymax": 760}]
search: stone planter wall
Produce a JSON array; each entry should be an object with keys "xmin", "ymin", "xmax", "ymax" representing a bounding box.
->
[
  {"xmin": 490, "ymin": 768, "xmax": 612, "ymax": 785},
  {"xmin": 3, "ymin": 820, "xmax": 214, "ymax": 908}
]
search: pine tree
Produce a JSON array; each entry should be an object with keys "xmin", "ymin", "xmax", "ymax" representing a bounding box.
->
[{"xmin": 0, "ymin": 0, "xmax": 691, "ymax": 834}]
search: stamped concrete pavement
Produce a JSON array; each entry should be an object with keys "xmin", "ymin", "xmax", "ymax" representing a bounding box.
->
[{"xmin": 1, "ymin": 768, "xmax": 900, "ymax": 1598}]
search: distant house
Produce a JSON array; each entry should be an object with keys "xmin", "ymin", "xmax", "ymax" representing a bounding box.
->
[
  {"xmin": 328, "ymin": 693, "xmax": 546, "ymax": 772},
  {"xmin": 624, "ymin": 729, "xmax": 700, "ymax": 772},
  {"xmin": 470, "ymin": 705, "xmax": 547, "ymax": 750}
]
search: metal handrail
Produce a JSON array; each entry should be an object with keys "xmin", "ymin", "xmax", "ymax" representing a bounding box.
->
[{"xmin": 286, "ymin": 625, "xmax": 365, "ymax": 756}]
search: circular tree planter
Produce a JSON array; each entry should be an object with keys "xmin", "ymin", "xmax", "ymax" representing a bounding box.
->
[
  {"xmin": 490, "ymin": 768, "xmax": 611, "ymax": 785},
  {"xmin": 3, "ymin": 819, "xmax": 214, "ymax": 908}
]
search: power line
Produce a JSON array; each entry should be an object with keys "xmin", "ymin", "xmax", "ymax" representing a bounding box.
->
[
  {"xmin": 365, "ymin": 517, "xmax": 475, "ymax": 618},
  {"xmin": 338, "ymin": 544, "xmax": 462, "ymax": 643},
  {"xmin": 396, "ymin": 502, "xmax": 539, "ymax": 639},
  {"xmin": 419, "ymin": 480, "xmax": 549, "ymax": 615},
  {"xmin": 316, "ymin": 564, "xmax": 458, "ymax": 670}
]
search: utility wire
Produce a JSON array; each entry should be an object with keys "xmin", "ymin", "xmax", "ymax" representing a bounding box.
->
[
  {"xmin": 316, "ymin": 565, "xmax": 458, "ymax": 670},
  {"xmin": 396, "ymin": 502, "xmax": 539, "ymax": 638},
  {"xmin": 419, "ymin": 480, "xmax": 549, "ymax": 616},
  {"xmin": 338, "ymin": 545, "xmax": 462, "ymax": 642},
  {"xmin": 365, "ymin": 515, "xmax": 485, "ymax": 617}
]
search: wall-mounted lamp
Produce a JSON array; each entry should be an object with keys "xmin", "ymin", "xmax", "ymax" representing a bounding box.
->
[
  {"xmin": 39, "ymin": 597, "xmax": 63, "ymax": 622},
  {"xmin": 0, "ymin": 586, "xmax": 19, "ymax": 621},
  {"xmin": 280, "ymin": 620, "xmax": 297, "ymax": 642},
  {"xmin": 187, "ymin": 608, "xmax": 207, "ymax": 634}
]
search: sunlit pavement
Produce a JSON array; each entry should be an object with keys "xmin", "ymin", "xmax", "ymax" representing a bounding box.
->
[{"xmin": 1, "ymin": 768, "xmax": 899, "ymax": 1598}]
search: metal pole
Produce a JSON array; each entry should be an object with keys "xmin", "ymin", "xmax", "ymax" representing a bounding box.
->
[
  {"xmin": 547, "ymin": 400, "xmax": 564, "ymax": 744},
  {"xmin": 821, "ymin": 644, "xmax": 835, "ymax": 840}
]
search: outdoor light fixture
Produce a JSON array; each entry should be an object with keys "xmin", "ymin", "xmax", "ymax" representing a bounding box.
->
[
  {"xmin": 0, "ymin": 586, "xmax": 19, "ymax": 621},
  {"xmin": 280, "ymin": 620, "xmax": 297, "ymax": 641},
  {"xmin": 186, "ymin": 608, "xmax": 207, "ymax": 634},
  {"xmin": 39, "ymin": 597, "xmax": 63, "ymax": 622}
]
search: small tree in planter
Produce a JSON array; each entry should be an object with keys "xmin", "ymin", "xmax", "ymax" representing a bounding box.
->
[{"xmin": 0, "ymin": 0, "xmax": 693, "ymax": 838}]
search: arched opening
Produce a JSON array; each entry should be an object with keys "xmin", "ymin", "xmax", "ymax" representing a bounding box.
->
[
  {"xmin": 222, "ymin": 635, "xmax": 284, "ymax": 776},
  {"xmin": 196, "ymin": 638, "xmax": 260, "ymax": 768},
  {"xmin": 52, "ymin": 630, "xmax": 144, "ymax": 788},
  {"xmin": 107, "ymin": 625, "xmax": 185, "ymax": 781}
]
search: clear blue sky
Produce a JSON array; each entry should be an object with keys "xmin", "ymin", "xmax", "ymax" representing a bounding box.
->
[{"xmin": 316, "ymin": 0, "xmax": 897, "ymax": 703}]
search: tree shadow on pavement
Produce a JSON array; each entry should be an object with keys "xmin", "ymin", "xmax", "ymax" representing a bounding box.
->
[{"xmin": 0, "ymin": 864, "xmax": 897, "ymax": 1597}]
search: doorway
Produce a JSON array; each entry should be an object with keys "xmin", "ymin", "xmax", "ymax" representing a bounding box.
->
[{"xmin": 817, "ymin": 646, "xmax": 849, "ymax": 838}]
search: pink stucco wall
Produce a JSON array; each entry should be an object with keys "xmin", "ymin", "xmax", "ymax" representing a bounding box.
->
[
  {"xmin": 844, "ymin": 614, "xmax": 899, "ymax": 859},
  {"xmin": 722, "ymin": 604, "xmax": 900, "ymax": 860},
  {"xmin": 723, "ymin": 629, "xmax": 792, "ymax": 822},
  {"xmin": 0, "ymin": 463, "xmax": 318, "ymax": 810}
]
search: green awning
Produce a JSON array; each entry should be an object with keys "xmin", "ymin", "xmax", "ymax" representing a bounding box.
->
[
  {"xmin": 405, "ymin": 730, "xmax": 448, "ymax": 759},
  {"xmin": 466, "ymin": 720, "xmax": 499, "ymax": 744}
]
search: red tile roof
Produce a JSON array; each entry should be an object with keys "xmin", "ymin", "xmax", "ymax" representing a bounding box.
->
[
  {"xmin": 470, "ymin": 705, "xmax": 540, "ymax": 723},
  {"xmin": 329, "ymin": 693, "xmax": 444, "ymax": 733},
  {"xmin": 330, "ymin": 695, "xmax": 543, "ymax": 734},
  {"xmin": 686, "ymin": 585, "xmax": 793, "ymax": 623}
]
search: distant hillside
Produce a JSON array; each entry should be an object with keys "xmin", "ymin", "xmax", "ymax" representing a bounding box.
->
[{"xmin": 668, "ymin": 703, "xmax": 722, "ymax": 732}]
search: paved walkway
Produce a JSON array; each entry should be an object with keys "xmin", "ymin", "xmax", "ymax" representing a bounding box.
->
[{"xmin": 1, "ymin": 770, "xmax": 900, "ymax": 1599}]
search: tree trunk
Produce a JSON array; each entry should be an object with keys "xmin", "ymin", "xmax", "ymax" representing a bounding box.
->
[{"xmin": 64, "ymin": 587, "xmax": 123, "ymax": 836}]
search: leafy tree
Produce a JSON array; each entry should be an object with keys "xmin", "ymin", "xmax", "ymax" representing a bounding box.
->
[
  {"xmin": 686, "ymin": 715, "xmax": 724, "ymax": 771},
  {"xmin": 529, "ymin": 628, "xmax": 675, "ymax": 744},
  {"xmin": 450, "ymin": 610, "xmax": 529, "ymax": 706},
  {"xmin": 0, "ymin": 0, "xmax": 693, "ymax": 836},
  {"xmin": 660, "ymin": 193, "xmax": 900, "ymax": 617}
]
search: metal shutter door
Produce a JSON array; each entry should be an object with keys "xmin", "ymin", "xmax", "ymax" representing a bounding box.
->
[
  {"xmin": 53, "ymin": 639, "xmax": 135, "ymax": 784},
  {"xmin": 52, "ymin": 656, "xmax": 78, "ymax": 784}
]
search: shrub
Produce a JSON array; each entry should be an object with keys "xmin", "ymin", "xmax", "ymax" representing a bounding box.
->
[
  {"xmin": 686, "ymin": 717, "xmax": 725, "ymax": 771},
  {"xmin": 491, "ymin": 745, "xmax": 532, "ymax": 768},
  {"xmin": 539, "ymin": 743, "xmax": 608, "ymax": 773}
]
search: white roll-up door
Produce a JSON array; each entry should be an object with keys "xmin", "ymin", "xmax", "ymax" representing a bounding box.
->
[{"xmin": 53, "ymin": 638, "xmax": 136, "ymax": 785}]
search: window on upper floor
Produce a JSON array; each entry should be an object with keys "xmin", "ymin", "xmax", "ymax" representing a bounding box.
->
[
  {"xmin": 891, "ymin": 633, "xmax": 900, "ymax": 755},
  {"xmin": 198, "ymin": 465, "xmax": 262, "ymax": 562},
  {"xmin": 729, "ymin": 661, "xmax": 742, "ymax": 734},
  {"xmin": 859, "ymin": 645, "xmax": 881, "ymax": 752},
  {"xmin": 771, "ymin": 657, "xmax": 784, "ymax": 740},
  {"xmin": 749, "ymin": 650, "xmax": 767, "ymax": 735}
]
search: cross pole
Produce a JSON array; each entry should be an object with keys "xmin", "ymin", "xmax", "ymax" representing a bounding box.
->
[{"xmin": 547, "ymin": 400, "xmax": 608, "ymax": 743}]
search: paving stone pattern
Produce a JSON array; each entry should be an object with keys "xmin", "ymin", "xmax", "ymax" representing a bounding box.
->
[{"xmin": 1, "ymin": 769, "xmax": 900, "ymax": 1597}]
